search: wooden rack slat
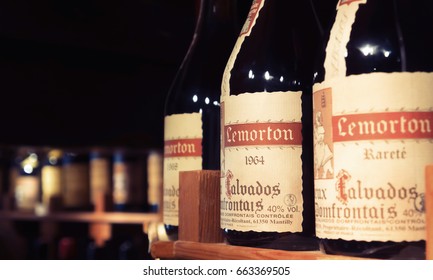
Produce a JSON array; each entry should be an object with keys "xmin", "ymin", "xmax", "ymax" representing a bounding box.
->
[
  {"xmin": 150, "ymin": 241, "xmax": 372, "ymax": 260},
  {"xmin": 0, "ymin": 211, "xmax": 161, "ymax": 225}
]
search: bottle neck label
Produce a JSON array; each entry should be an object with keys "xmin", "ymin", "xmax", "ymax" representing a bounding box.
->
[
  {"xmin": 324, "ymin": 0, "xmax": 367, "ymax": 81},
  {"xmin": 163, "ymin": 113, "xmax": 203, "ymax": 226},
  {"xmin": 239, "ymin": 0, "xmax": 264, "ymax": 36},
  {"xmin": 221, "ymin": 0, "xmax": 264, "ymax": 97},
  {"xmin": 313, "ymin": 72, "xmax": 433, "ymax": 242},
  {"xmin": 220, "ymin": 91, "xmax": 304, "ymax": 233}
]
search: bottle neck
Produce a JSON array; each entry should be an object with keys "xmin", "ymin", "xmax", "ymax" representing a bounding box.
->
[{"xmin": 194, "ymin": 0, "xmax": 239, "ymax": 35}]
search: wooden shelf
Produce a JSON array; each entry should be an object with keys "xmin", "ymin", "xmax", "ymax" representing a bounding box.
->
[
  {"xmin": 0, "ymin": 211, "xmax": 161, "ymax": 225},
  {"xmin": 150, "ymin": 240, "xmax": 371, "ymax": 260}
]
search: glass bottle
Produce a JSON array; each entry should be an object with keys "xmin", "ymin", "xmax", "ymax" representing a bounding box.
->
[
  {"xmin": 89, "ymin": 148, "xmax": 112, "ymax": 209},
  {"xmin": 62, "ymin": 149, "xmax": 91, "ymax": 211},
  {"xmin": 146, "ymin": 150, "xmax": 163, "ymax": 213},
  {"xmin": 14, "ymin": 147, "xmax": 41, "ymax": 212},
  {"xmin": 312, "ymin": 0, "xmax": 433, "ymax": 259},
  {"xmin": 220, "ymin": 0, "xmax": 321, "ymax": 250},
  {"xmin": 0, "ymin": 146, "xmax": 12, "ymax": 210},
  {"xmin": 41, "ymin": 148, "xmax": 63, "ymax": 211},
  {"xmin": 112, "ymin": 149, "xmax": 144, "ymax": 212},
  {"xmin": 163, "ymin": 0, "xmax": 243, "ymax": 239}
]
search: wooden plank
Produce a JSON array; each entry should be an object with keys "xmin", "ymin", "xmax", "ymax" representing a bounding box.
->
[
  {"xmin": 150, "ymin": 240, "xmax": 176, "ymax": 259},
  {"xmin": 0, "ymin": 211, "xmax": 161, "ymax": 225},
  {"xmin": 150, "ymin": 241, "xmax": 372, "ymax": 260},
  {"xmin": 178, "ymin": 170, "xmax": 224, "ymax": 243}
]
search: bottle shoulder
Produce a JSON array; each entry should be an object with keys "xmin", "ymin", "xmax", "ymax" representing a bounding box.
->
[
  {"xmin": 226, "ymin": 1, "xmax": 321, "ymax": 95},
  {"xmin": 314, "ymin": 0, "xmax": 433, "ymax": 82},
  {"xmin": 164, "ymin": 32, "xmax": 236, "ymax": 116},
  {"xmin": 345, "ymin": 0, "xmax": 403, "ymax": 74}
]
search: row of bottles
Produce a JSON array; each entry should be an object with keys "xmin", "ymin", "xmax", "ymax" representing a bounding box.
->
[
  {"xmin": 56, "ymin": 226, "xmax": 152, "ymax": 260},
  {"xmin": 3, "ymin": 222, "xmax": 152, "ymax": 260},
  {"xmin": 162, "ymin": 0, "xmax": 432, "ymax": 260},
  {"xmin": 0, "ymin": 145, "xmax": 162, "ymax": 213}
]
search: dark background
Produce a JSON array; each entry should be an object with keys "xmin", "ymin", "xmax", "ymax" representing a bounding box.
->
[
  {"xmin": 0, "ymin": 0, "xmax": 200, "ymax": 149},
  {"xmin": 0, "ymin": 0, "xmax": 337, "ymax": 150}
]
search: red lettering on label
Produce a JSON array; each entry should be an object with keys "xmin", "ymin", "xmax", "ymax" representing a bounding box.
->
[
  {"xmin": 339, "ymin": 0, "xmax": 364, "ymax": 6},
  {"xmin": 333, "ymin": 112, "xmax": 433, "ymax": 142},
  {"xmin": 240, "ymin": 0, "xmax": 263, "ymax": 36},
  {"xmin": 164, "ymin": 139, "xmax": 202, "ymax": 157},
  {"xmin": 224, "ymin": 122, "xmax": 302, "ymax": 147}
]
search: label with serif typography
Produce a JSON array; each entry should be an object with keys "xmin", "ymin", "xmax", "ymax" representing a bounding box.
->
[
  {"xmin": 313, "ymin": 72, "xmax": 433, "ymax": 242},
  {"xmin": 220, "ymin": 92, "xmax": 304, "ymax": 232},
  {"xmin": 163, "ymin": 113, "xmax": 203, "ymax": 226}
]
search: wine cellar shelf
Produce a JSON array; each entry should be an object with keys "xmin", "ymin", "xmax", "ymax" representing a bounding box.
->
[
  {"xmin": 150, "ymin": 240, "xmax": 370, "ymax": 260},
  {"xmin": 0, "ymin": 210, "xmax": 162, "ymax": 259},
  {"xmin": 0, "ymin": 211, "xmax": 161, "ymax": 225},
  {"xmin": 1, "ymin": 166, "xmax": 432, "ymax": 260}
]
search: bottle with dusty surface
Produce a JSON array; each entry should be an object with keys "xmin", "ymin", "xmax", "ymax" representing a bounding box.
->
[
  {"xmin": 312, "ymin": 0, "xmax": 433, "ymax": 259},
  {"xmin": 220, "ymin": 0, "xmax": 321, "ymax": 250},
  {"xmin": 163, "ymin": 0, "xmax": 243, "ymax": 240}
]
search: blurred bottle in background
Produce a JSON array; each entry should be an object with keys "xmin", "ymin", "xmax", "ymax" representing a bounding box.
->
[
  {"xmin": 112, "ymin": 149, "xmax": 144, "ymax": 212},
  {"xmin": 89, "ymin": 148, "xmax": 112, "ymax": 210},
  {"xmin": 62, "ymin": 149, "xmax": 91, "ymax": 211},
  {"xmin": 0, "ymin": 147, "xmax": 10, "ymax": 209},
  {"xmin": 57, "ymin": 236, "xmax": 77, "ymax": 260},
  {"xmin": 41, "ymin": 148, "xmax": 63, "ymax": 212},
  {"xmin": 146, "ymin": 151, "xmax": 162, "ymax": 213},
  {"xmin": 14, "ymin": 147, "xmax": 41, "ymax": 212}
]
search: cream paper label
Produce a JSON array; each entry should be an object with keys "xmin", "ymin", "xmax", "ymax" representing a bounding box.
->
[
  {"xmin": 324, "ymin": 0, "xmax": 366, "ymax": 81},
  {"xmin": 15, "ymin": 176, "xmax": 40, "ymax": 211},
  {"xmin": 163, "ymin": 113, "xmax": 203, "ymax": 226},
  {"xmin": 147, "ymin": 152, "xmax": 163, "ymax": 206},
  {"xmin": 41, "ymin": 166, "xmax": 62, "ymax": 206},
  {"xmin": 315, "ymin": 0, "xmax": 432, "ymax": 242},
  {"xmin": 221, "ymin": 92, "xmax": 303, "ymax": 232},
  {"xmin": 90, "ymin": 158, "xmax": 111, "ymax": 204},
  {"xmin": 220, "ymin": 0, "xmax": 304, "ymax": 232},
  {"xmin": 313, "ymin": 73, "xmax": 433, "ymax": 242},
  {"xmin": 63, "ymin": 163, "xmax": 89, "ymax": 207},
  {"xmin": 221, "ymin": 0, "xmax": 264, "ymax": 99},
  {"xmin": 113, "ymin": 161, "xmax": 131, "ymax": 205}
]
